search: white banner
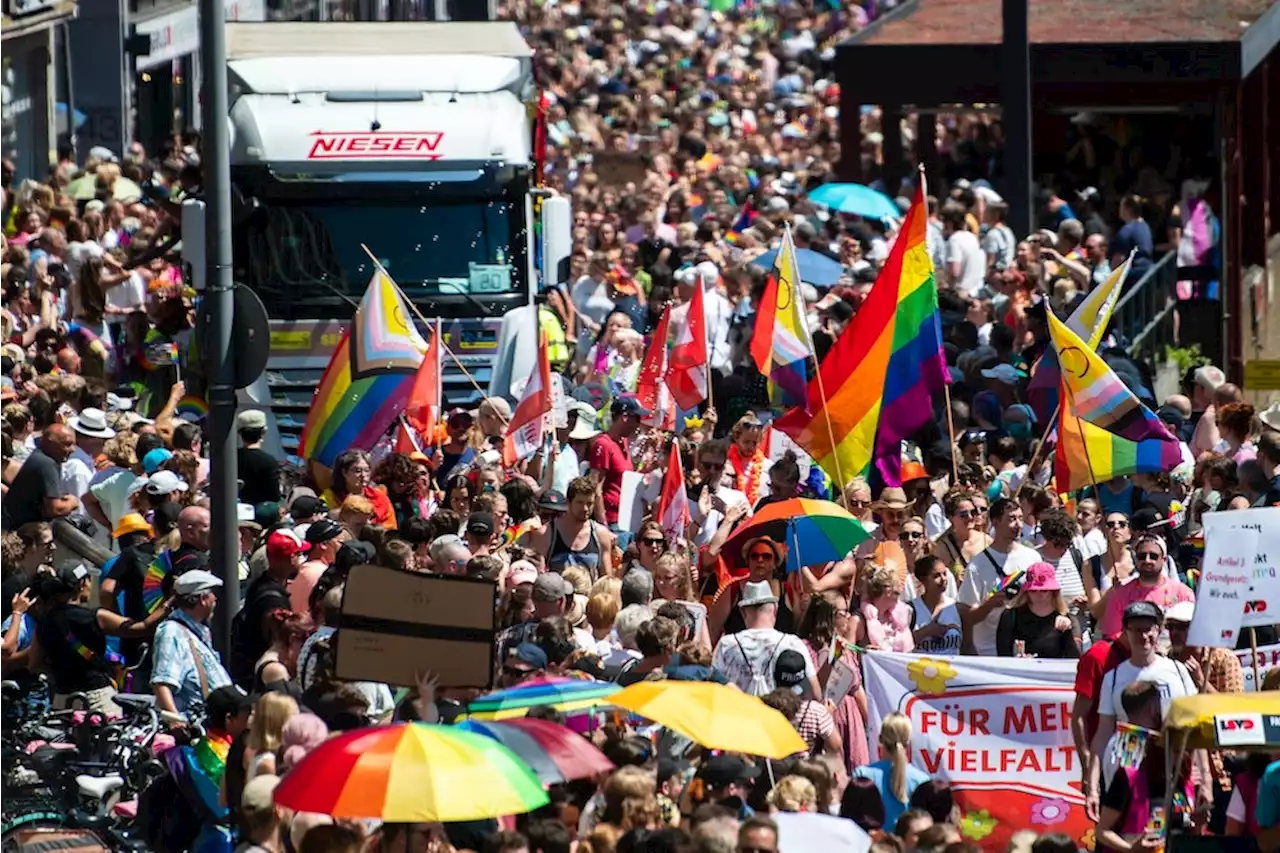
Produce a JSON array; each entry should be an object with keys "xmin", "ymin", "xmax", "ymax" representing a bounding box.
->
[
  {"xmin": 1188, "ymin": 519, "xmax": 1256, "ymax": 648},
  {"xmin": 862, "ymin": 652, "xmax": 1089, "ymax": 851},
  {"xmin": 1237, "ymin": 642, "xmax": 1280, "ymax": 692},
  {"xmin": 1198, "ymin": 507, "xmax": 1280, "ymax": 627}
]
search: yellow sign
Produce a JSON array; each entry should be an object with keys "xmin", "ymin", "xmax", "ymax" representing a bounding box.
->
[
  {"xmin": 270, "ymin": 330, "xmax": 313, "ymax": 350},
  {"xmin": 1244, "ymin": 360, "xmax": 1280, "ymax": 391}
]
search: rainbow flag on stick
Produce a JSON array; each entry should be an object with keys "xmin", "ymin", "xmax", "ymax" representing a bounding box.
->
[
  {"xmin": 776, "ymin": 175, "xmax": 949, "ymax": 486},
  {"xmin": 300, "ymin": 271, "xmax": 428, "ymax": 468}
]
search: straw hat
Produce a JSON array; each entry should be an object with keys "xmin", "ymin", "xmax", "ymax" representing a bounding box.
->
[
  {"xmin": 873, "ymin": 487, "xmax": 911, "ymax": 511},
  {"xmin": 1259, "ymin": 401, "xmax": 1280, "ymax": 433}
]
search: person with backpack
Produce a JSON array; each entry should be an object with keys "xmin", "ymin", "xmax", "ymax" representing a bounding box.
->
[{"xmin": 710, "ymin": 581, "xmax": 817, "ymax": 697}]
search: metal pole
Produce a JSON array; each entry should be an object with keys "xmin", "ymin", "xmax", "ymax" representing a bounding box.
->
[
  {"xmin": 1001, "ymin": 0, "xmax": 1033, "ymax": 237},
  {"xmin": 199, "ymin": 0, "xmax": 239, "ymax": 654}
]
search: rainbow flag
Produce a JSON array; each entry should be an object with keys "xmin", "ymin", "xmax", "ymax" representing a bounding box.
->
[
  {"xmin": 300, "ymin": 271, "xmax": 428, "ymax": 467},
  {"xmin": 176, "ymin": 394, "xmax": 209, "ymax": 421},
  {"xmin": 1054, "ymin": 405, "xmax": 1182, "ymax": 490},
  {"xmin": 750, "ymin": 227, "xmax": 813, "ymax": 411},
  {"xmin": 1027, "ymin": 252, "xmax": 1131, "ymax": 426},
  {"xmin": 776, "ymin": 179, "xmax": 948, "ymax": 486},
  {"xmin": 725, "ymin": 206, "xmax": 754, "ymax": 243}
]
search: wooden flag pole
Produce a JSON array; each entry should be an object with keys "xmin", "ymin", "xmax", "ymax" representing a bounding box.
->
[
  {"xmin": 1015, "ymin": 402, "xmax": 1061, "ymax": 498},
  {"xmin": 1249, "ymin": 626, "xmax": 1262, "ymax": 689},
  {"xmin": 359, "ymin": 243, "xmax": 504, "ymax": 423},
  {"xmin": 943, "ymin": 382, "xmax": 960, "ymax": 484}
]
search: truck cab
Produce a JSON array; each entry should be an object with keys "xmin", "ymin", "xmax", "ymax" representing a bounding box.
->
[{"xmin": 196, "ymin": 21, "xmax": 568, "ymax": 457}]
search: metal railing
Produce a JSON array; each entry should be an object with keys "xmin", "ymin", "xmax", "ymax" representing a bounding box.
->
[{"xmin": 1113, "ymin": 251, "xmax": 1179, "ymax": 365}]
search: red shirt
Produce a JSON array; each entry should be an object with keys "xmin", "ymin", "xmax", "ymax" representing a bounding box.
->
[
  {"xmin": 1074, "ymin": 634, "xmax": 1129, "ymax": 743},
  {"xmin": 588, "ymin": 433, "xmax": 631, "ymax": 524}
]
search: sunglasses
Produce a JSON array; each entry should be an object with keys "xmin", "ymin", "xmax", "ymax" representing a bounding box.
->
[
  {"xmin": 1136, "ymin": 551, "xmax": 1162, "ymax": 561},
  {"xmin": 899, "ymin": 531, "xmax": 924, "ymax": 541},
  {"xmin": 1106, "ymin": 520, "xmax": 1130, "ymax": 529},
  {"xmin": 956, "ymin": 509, "xmax": 974, "ymax": 519},
  {"xmin": 972, "ymin": 505, "xmax": 989, "ymax": 514},
  {"xmin": 641, "ymin": 537, "xmax": 666, "ymax": 547},
  {"xmin": 748, "ymin": 551, "xmax": 776, "ymax": 561},
  {"xmin": 848, "ymin": 499, "xmax": 871, "ymax": 508}
]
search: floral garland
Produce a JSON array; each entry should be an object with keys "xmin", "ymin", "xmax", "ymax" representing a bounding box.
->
[{"xmin": 728, "ymin": 444, "xmax": 766, "ymax": 506}]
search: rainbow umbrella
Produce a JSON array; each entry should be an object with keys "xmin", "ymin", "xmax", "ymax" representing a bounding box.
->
[
  {"xmin": 272, "ymin": 723, "xmax": 548, "ymax": 821},
  {"xmin": 465, "ymin": 676, "xmax": 620, "ymax": 721},
  {"xmin": 724, "ymin": 497, "xmax": 869, "ymax": 573},
  {"xmin": 456, "ymin": 718, "xmax": 614, "ymax": 785}
]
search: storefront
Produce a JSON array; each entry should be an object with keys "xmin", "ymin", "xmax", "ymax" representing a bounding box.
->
[
  {"xmin": 1, "ymin": 0, "xmax": 77, "ymax": 182},
  {"xmin": 131, "ymin": 1, "xmax": 197, "ymax": 154}
]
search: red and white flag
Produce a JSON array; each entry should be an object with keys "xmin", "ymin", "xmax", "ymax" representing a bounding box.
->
[
  {"xmin": 405, "ymin": 319, "xmax": 442, "ymax": 434},
  {"xmin": 394, "ymin": 418, "xmax": 423, "ymax": 455},
  {"xmin": 635, "ymin": 304, "xmax": 676, "ymax": 431},
  {"xmin": 502, "ymin": 331, "xmax": 553, "ymax": 467},
  {"xmin": 655, "ymin": 439, "xmax": 690, "ymax": 543},
  {"xmin": 667, "ymin": 282, "xmax": 708, "ymax": 411}
]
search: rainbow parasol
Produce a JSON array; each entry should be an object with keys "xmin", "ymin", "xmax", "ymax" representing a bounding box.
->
[
  {"xmin": 456, "ymin": 717, "xmax": 614, "ymax": 785},
  {"xmin": 142, "ymin": 549, "xmax": 174, "ymax": 614},
  {"xmin": 465, "ymin": 676, "xmax": 620, "ymax": 721},
  {"xmin": 724, "ymin": 497, "xmax": 869, "ymax": 573},
  {"xmin": 175, "ymin": 394, "xmax": 209, "ymax": 421},
  {"xmin": 272, "ymin": 723, "xmax": 548, "ymax": 821}
]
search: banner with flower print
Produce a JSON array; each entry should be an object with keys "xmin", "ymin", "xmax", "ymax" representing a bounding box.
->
[{"xmin": 862, "ymin": 652, "xmax": 1089, "ymax": 852}]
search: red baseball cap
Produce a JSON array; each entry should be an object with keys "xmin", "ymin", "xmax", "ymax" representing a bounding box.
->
[{"xmin": 266, "ymin": 529, "xmax": 309, "ymax": 563}]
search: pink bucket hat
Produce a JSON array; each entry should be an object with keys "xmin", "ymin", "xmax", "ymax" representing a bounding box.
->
[{"xmin": 1022, "ymin": 562, "xmax": 1061, "ymax": 592}]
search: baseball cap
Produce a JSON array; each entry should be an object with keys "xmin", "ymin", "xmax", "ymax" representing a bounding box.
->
[
  {"xmin": 305, "ymin": 518, "xmax": 344, "ymax": 546},
  {"xmin": 241, "ymin": 774, "xmax": 280, "ymax": 818},
  {"xmin": 466, "ymin": 511, "xmax": 496, "ymax": 538},
  {"xmin": 289, "ymin": 495, "xmax": 325, "ymax": 520},
  {"xmin": 532, "ymin": 573, "xmax": 573, "ymax": 603},
  {"xmin": 266, "ymin": 529, "xmax": 309, "ymax": 562},
  {"xmin": 508, "ymin": 643, "xmax": 549, "ymax": 671},
  {"xmin": 1165, "ymin": 601, "xmax": 1195, "ymax": 624},
  {"xmin": 236, "ymin": 410, "xmax": 268, "ymax": 431},
  {"xmin": 508, "ymin": 561, "xmax": 538, "ymax": 587},
  {"xmin": 255, "ymin": 502, "xmax": 283, "ymax": 530},
  {"xmin": 205, "ymin": 685, "xmax": 252, "ymax": 727},
  {"xmin": 537, "ymin": 490, "xmax": 568, "ymax": 513},
  {"xmin": 145, "ymin": 471, "xmax": 189, "ymax": 495},
  {"xmin": 611, "ymin": 393, "xmax": 652, "ymax": 418},
  {"xmin": 142, "ymin": 448, "xmax": 173, "ymax": 474},
  {"xmin": 43, "ymin": 564, "xmax": 90, "ymax": 597},
  {"xmin": 980, "ymin": 363, "xmax": 1022, "ymax": 385},
  {"xmin": 1193, "ymin": 365, "xmax": 1226, "ymax": 392},
  {"xmin": 1123, "ymin": 600, "xmax": 1164, "ymax": 625},
  {"xmin": 773, "ymin": 649, "xmax": 807, "ymax": 691},
  {"xmin": 174, "ymin": 570, "xmax": 223, "ymax": 596},
  {"xmin": 697, "ymin": 754, "xmax": 761, "ymax": 787}
]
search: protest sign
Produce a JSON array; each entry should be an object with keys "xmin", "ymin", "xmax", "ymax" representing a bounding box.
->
[
  {"xmin": 1237, "ymin": 643, "xmax": 1280, "ymax": 691},
  {"xmin": 863, "ymin": 652, "xmax": 1085, "ymax": 852},
  {"xmin": 1187, "ymin": 518, "xmax": 1256, "ymax": 648},
  {"xmin": 1197, "ymin": 508, "xmax": 1280, "ymax": 627},
  {"xmin": 335, "ymin": 564, "xmax": 497, "ymax": 689}
]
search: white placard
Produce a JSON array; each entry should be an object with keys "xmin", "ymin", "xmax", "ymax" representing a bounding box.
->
[
  {"xmin": 1187, "ymin": 521, "xmax": 1256, "ymax": 649},
  {"xmin": 1199, "ymin": 507, "xmax": 1280, "ymax": 627},
  {"xmin": 1236, "ymin": 642, "xmax": 1280, "ymax": 691},
  {"xmin": 774, "ymin": 812, "xmax": 869, "ymax": 853},
  {"xmin": 824, "ymin": 656, "xmax": 857, "ymax": 705},
  {"xmin": 1214, "ymin": 713, "xmax": 1266, "ymax": 747},
  {"xmin": 618, "ymin": 470, "xmax": 646, "ymax": 533}
]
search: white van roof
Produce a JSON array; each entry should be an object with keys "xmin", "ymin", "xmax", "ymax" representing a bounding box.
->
[{"xmin": 225, "ymin": 21, "xmax": 530, "ymax": 60}]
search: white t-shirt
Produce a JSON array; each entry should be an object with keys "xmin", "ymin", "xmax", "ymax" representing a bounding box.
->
[
  {"xmin": 570, "ymin": 276, "xmax": 616, "ymax": 329},
  {"xmin": 957, "ymin": 543, "xmax": 1041, "ymax": 656},
  {"xmin": 911, "ymin": 597, "xmax": 963, "ymax": 656},
  {"xmin": 946, "ymin": 230, "xmax": 987, "ymax": 296},
  {"xmin": 1042, "ymin": 548, "xmax": 1088, "ymax": 603},
  {"xmin": 711, "ymin": 627, "xmax": 815, "ymax": 695},
  {"xmin": 90, "ymin": 468, "xmax": 140, "ymax": 530},
  {"xmin": 61, "ymin": 447, "xmax": 96, "ymax": 500},
  {"xmin": 1097, "ymin": 656, "xmax": 1197, "ymax": 723},
  {"xmin": 106, "ymin": 270, "xmax": 147, "ymax": 317},
  {"xmin": 690, "ymin": 485, "xmax": 750, "ymax": 547}
]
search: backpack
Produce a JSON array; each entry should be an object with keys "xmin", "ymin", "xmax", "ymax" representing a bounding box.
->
[{"xmin": 735, "ymin": 633, "xmax": 784, "ymax": 697}]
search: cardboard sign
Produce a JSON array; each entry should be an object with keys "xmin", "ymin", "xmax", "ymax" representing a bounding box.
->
[{"xmin": 335, "ymin": 565, "xmax": 497, "ymax": 689}]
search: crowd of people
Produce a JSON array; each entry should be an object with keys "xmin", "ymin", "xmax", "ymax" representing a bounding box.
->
[{"xmin": 0, "ymin": 0, "xmax": 1273, "ymax": 851}]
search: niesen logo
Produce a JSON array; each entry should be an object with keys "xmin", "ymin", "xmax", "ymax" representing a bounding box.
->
[{"xmin": 308, "ymin": 131, "xmax": 444, "ymax": 160}]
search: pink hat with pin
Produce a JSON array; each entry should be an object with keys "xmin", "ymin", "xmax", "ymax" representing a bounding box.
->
[{"xmin": 1022, "ymin": 562, "xmax": 1061, "ymax": 592}]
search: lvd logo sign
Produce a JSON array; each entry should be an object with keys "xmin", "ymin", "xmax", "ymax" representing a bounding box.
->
[
  {"xmin": 1220, "ymin": 718, "xmax": 1257, "ymax": 732},
  {"xmin": 1245, "ymin": 600, "xmax": 1268, "ymax": 613}
]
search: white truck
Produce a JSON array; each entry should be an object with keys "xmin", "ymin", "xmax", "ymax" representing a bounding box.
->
[{"xmin": 186, "ymin": 21, "xmax": 569, "ymax": 457}]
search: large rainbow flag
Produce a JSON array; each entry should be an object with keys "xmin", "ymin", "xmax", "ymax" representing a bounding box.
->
[
  {"xmin": 1048, "ymin": 308, "xmax": 1180, "ymax": 488},
  {"xmin": 776, "ymin": 178, "xmax": 948, "ymax": 486},
  {"xmin": 299, "ymin": 271, "xmax": 428, "ymax": 467},
  {"xmin": 750, "ymin": 227, "xmax": 813, "ymax": 411}
]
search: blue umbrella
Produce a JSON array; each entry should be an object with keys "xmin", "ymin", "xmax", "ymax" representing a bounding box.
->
[
  {"xmin": 807, "ymin": 182, "xmax": 900, "ymax": 220},
  {"xmin": 750, "ymin": 246, "xmax": 846, "ymax": 287}
]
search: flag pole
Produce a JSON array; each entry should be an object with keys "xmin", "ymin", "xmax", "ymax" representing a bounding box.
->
[
  {"xmin": 1076, "ymin": 412, "xmax": 1099, "ymax": 489},
  {"xmin": 943, "ymin": 382, "xmax": 960, "ymax": 484},
  {"xmin": 360, "ymin": 243, "xmax": 505, "ymax": 424},
  {"xmin": 1015, "ymin": 401, "xmax": 1061, "ymax": 498}
]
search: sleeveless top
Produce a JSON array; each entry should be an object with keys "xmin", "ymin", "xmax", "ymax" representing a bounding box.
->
[
  {"xmin": 861, "ymin": 601, "xmax": 915, "ymax": 653},
  {"xmin": 911, "ymin": 598, "xmax": 962, "ymax": 655},
  {"xmin": 548, "ymin": 520, "xmax": 602, "ymax": 579}
]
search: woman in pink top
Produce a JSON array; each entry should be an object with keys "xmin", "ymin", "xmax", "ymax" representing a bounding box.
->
[
  {"xmin": 1216, "ymin": 401, "xmax": 1257, "ymax": 463},
  {"xmin": 855, "ymin": 563, "xmax": 915, "ymax": 653}
]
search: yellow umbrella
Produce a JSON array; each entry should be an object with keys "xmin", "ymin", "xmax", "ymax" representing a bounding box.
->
[{"xmin": 612, "ymin": 681, "xmax": 807, "ymax": 759}]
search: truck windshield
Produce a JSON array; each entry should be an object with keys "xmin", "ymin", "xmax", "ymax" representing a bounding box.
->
[{"xmin": 239, "ymin": 198, "xmax": 524, "ymax": 316}]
